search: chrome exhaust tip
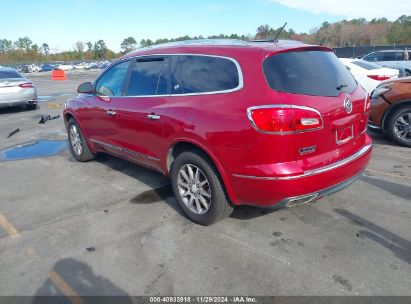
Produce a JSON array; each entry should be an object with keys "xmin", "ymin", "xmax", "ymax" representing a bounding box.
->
[{"xmin": 285, "ymin": 193, "xmax": 318, "ymax": 208}]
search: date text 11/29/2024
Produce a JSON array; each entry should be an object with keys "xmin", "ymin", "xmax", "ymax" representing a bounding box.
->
[{"xmin": 149, "ymin": 296, "xmax": 257, "ymax": 303}]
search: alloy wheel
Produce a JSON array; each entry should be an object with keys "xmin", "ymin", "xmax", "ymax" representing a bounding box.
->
[
  {"xmin": 394, "ymin": 112, "xmax": 411, "ymax": 143},
  {"xmin": 69, "ymin": 124, "xmax": 83, "ymax": 155},
  {"xmin": 177, "ymin": 164, "xmax": 212, "ymax": 214}
]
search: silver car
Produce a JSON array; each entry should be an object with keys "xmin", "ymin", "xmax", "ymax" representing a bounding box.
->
[
  {"xmin": 0, "ymin": 67, "xmax": 38, "ymax": 109},
  {"xmin": 361, "ymin": 49, "xmax": 411, "ymax": 76}
]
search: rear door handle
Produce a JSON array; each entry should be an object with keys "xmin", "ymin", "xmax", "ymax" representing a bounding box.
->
[
  {"xmin": 147, "ymin": 114, "xmax": 160, "ymax": 120},
  {"xmin": 106, "ymin": 110, "xmax": 116, "ymax": 116}
]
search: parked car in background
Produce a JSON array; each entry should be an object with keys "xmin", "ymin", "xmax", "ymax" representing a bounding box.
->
[
  {"xmin": 368, "ymin": 77, "xmax": 411, "ymax": 147},
  {"xmin": 54, "ymin": 64, "xmax": 74, "ymax": 71},
  {"xmin": 64, "ymin": 39, "xmax": 372, "ymax": 225},
  {"xmin": 0, "ymin": 67, "xmax": 37, "ymax": 109},
  {"xmin": 74, "ymin": 62, "xmax": 90, "ymax": 70},
  {"xmin": 361, "ymin": 49, "xmax": 411, "ymax": 76},
  {"xmin": 41, "ymin": 64, "xmax": 54, "ymax": 72},
  {"xmin": 340, "ymin": 58, "xmax": 398, "ymax": 94},
  {"xmin": 98, "ymin": 61, "xmax": 109, "ymax": 69},
  {"xmin": 85, "ymin": 62, "xmax": 98, "ymax": 70},
  {"xmin": 22, "ymin": 64, "xmax": 41, "ymax": 73}
]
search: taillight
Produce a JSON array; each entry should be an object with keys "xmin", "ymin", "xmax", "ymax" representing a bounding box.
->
[
  {"xmin": 367, "ymin": 75, "xmax": 391, "ymax": 81},
  {"xmin": 247, "ymin": 105, "xmax": 323, "ymax": 134},
  {"xmin": 19, "ymin": 82, "xmax": 34, "ymax": 88}
]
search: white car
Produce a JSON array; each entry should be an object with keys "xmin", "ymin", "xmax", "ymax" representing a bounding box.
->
[
  {"xmin": 55, "ymin": 64, "xmax": 74, "ymax": 71},
  {"xmin": 339, "ymin": 58, "xmax": 399, "ymax": 94},
  {"xmin": 74, "ymin": 62, "xmax": 90, "ymax": 70}
]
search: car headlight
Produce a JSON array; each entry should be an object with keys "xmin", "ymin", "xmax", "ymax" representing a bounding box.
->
[{"xmin": 371, "ymin": 86, "xmax": 390, "ymax": 100}]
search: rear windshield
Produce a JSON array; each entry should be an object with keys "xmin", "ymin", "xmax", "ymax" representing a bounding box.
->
[
  {"xmin": 263, "ymin": 50, "xmax": 357, "ymax": 97},
  {"xmin": 351, "ymin": 60, "xmax": 381, "ymax": 70},
  {"xmin": 0, "ymin": 70, "xmax": 22, "ymax": 79}
]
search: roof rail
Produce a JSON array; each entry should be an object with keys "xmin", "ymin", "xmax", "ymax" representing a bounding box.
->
[
  {"xmin": 250, "ymin": 39, "xmax": 304, "ymax": 44},
  {"xmin": 139, "ymin": 39, "xmax": 250, "ymax": 50},
  {"xmin": 250, "ymin": 39, "xmax": 279, "ymax": 43}
]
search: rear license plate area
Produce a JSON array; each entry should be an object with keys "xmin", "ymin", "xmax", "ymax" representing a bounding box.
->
[{"xmin": 336, "ymin": 125, "xmax": 354, "ymax": 145}]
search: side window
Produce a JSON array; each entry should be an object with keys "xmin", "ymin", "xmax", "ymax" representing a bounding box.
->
[
  {"xmin": 362, "ymin": 54, "xmax": 373, "ymax": 62},
  {"xmin": 395, "ymin": 52, "xmax": 404, "ymax": 60},
  {"xmin": 171, "ymin": 55, "xmax": 240, "ymax": 94},
  {"xmin": 363, "ymin": 52, "xmax": 382, "ymax": 62},
  {"xmin": 382, "ymin": 52, "xmax": 403, "ymax": 61},
  {"xmin": 95, "ymin": 61, "xmax": 131, "ymax": 96},
  {"xmin": 126, "ymin": 57, "xmax": 169, "ymax": 96}
]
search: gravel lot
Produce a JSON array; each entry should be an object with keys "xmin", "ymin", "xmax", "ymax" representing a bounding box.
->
[{"xmin": 0, "ymin": 70, "xmax": 410, "ymax": 297}]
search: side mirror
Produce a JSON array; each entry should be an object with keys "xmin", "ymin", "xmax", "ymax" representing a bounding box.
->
[{"xmin": 77, "ymin": 82, "xmax": 94, "ymax": 94}]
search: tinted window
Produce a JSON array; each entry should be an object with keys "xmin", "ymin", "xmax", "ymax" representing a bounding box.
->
[
  {"xmin": 382, "ymin": 52, "xmax": 404, "ymax": 61},
  {"xmin": 95, "ymin": 61, "xmax": 131, "ymax": 96},
  {"xmin": 126, "ymin": 58, "xmax": 168, "ymax": 96},
  {"xmin": 0, "ymin": 70, "xmax": 22, "ymax": 79},
  {"xmin": 363, "ymin": 52, "xmax": 383, "ymax": 62},
  {"xmin": 351, "ymin": 60, "xmax": 381, "ymax": 70},
  {"xmin": 171, "ymin": 55, "xmax": 239, "ymax": 94},
  {"xmin": 263, "ymin": 50, "xmax": 357, "ymax": 97}
]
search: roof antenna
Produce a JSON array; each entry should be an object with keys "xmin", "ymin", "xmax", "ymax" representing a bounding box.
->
[{"xmin": 273, "ymin": 22, "xmax": 287, "ymax": 42}]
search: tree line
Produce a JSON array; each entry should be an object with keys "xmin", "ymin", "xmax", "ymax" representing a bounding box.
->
[
  {"xmin": 0, "ymin": 38, "xmax": 117, "ymax": 64},
  {"xmin": 1, "ymin": 15, "xmax": 410, "ymax": 64}
]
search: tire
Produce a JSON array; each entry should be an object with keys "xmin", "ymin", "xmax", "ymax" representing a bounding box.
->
[
  {"xmin": 67, "ymin": 118, "xmax": 94, "ymax": 161},
  {"xmin": 386, "ymin": 106, "xmax": 411, "ymax": 147},
  {"xmin": 170, "ymin": 150, "xmax": 234, "ymax": 225},
  {"xmin": 26, "ymin": 104, "xmax": 37, "ymax": 110}
]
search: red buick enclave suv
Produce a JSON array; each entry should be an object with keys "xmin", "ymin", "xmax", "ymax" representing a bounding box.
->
[{"xmin": 64, "ymin": 39, "xmax": 372, "ymax": 225}]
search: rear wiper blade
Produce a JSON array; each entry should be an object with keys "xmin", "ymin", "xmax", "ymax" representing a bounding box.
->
[{"xmin": 336, "ymin": 83, "xmax": 348, "ymax": 90}]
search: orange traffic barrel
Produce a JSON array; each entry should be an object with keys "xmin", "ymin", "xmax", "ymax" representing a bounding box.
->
[{"xmin": 51, "ymin": 69, "xmax": 67, "ymax": 80}]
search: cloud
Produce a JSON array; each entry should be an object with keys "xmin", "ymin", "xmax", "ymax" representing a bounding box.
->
[{"xmin": 269, "ymin": 0, "xmax": 410, "ymax": 20}]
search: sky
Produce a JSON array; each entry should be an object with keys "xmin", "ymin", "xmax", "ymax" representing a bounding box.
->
[{"xmin": 1, "ymin": 0, "xmax": 410, "ymax": 52}]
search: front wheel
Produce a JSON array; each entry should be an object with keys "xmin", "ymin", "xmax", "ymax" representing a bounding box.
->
[
  {"xmin": 67, "ymin": 118, "xmax": 95, "ymax": 161},
  {"xmin": 387, "ymin": 106, "xmax": 411, "ymax": 147},
  {"xmin": 170, "ymin": 150, "xmax": 233, "ymax": 225}
]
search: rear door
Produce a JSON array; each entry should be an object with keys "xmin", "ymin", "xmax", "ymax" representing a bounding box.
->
[
  {"xmin": 115, "ymin": 56, "xmax": 170, "ymax": 170},
  {"xmin": 263, "ymin": 49, "xmax": 368, "ymax": 170}
]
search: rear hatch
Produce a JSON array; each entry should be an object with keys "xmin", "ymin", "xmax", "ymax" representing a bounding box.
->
[
  {"xmin": 0, "ymin": 78, "xmax": 28, "ymax": 95},
  {"xmin": 0, "ymin": 69, "xmax": 27, "ymax": 96},
  {"xmin": 263, "ymin": 49, "xmax": 369, "ymax": 170}
]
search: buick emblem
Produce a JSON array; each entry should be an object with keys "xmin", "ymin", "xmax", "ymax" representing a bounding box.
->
[{"xmin": 343, "ymin": 97, "xmax": 352, "ymax": 114}]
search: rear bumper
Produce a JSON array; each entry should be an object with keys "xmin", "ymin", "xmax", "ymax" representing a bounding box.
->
[
  {"xmin": 0, "ymin": 90, "xmax": 37, "ymax": 108},
  {"xmin": 0, "ymin": 99, "xmax": 37, "ymax": 108},
  {"xmin": 229, "ymin": 136, "xmax": 372, "ymax": 207},
  {"xmin": 274, "ymin": 170, "xmax": 363, "ymax": 209}
]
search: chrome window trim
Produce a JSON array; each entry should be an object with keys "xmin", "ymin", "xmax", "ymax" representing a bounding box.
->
[
  {"xmin": 99, "ymin": 54, "xmax": 244, "ymax": 98},
  {"xmin": 168, "ymin": 54, "xmax": 244, "ymax": 96},
  {"xmin": 246, "ymin": 104, "xmax": 324, "ymax": 135},
  {"xmin": 232, "ymin": 143, "xmax": 372, "ymax": 181},
  {"xmin": 90, "ymin": 139, "xmax": 160, "ymax": 161}
]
